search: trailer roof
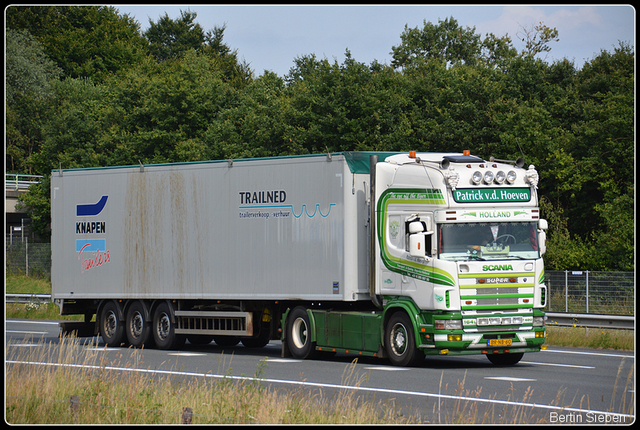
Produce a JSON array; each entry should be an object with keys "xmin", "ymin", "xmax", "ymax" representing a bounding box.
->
[{"xmin": 51, "ymin": 151, "xmax": 401, "ymax": 175}]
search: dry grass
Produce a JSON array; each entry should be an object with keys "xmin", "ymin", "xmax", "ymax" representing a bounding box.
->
[{"xmin": 6, "ymin": 336, "xmax": 418, "ymax": 424}]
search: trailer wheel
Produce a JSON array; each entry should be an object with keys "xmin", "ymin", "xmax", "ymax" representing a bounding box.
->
[
  {"xmin": 99, "ymin": 301, "xmax": 125, "ymax": 347},
  {"xmin": 126, "ymin": 301, "xmax": 152, "ymax": 348},
  {"xmin": 487, "ymin": 352, "xmax": 524, "ymax": 365},
  {"xmin": 385, "ymin": 312, "xmax": 424, "ymax": 367},
  {"xmin": 152, "ymin": 302, "xmax": 185, "ymax": 350},
  {"xmin": 287, "ymin": 307, "xmax": 316, "ymax": 359}
]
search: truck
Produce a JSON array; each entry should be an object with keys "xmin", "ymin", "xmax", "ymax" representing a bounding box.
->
[{"xmin": 51, "ymin": 150, "xmax": 547, "ymax": 366}]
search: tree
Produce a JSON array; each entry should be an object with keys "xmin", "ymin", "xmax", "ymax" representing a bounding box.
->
[
  {"xmin": 145, "ymin": 9, "xmax": 205, "ymax": 62},
  {"xmin": 6, "ymin": 29, "xmax": 61, "ymax": 173},
  {"xmin": 391, "ymin": 17, "xmax": 483, "ymax": 69},
  {"xmin": 6, "ymin": 5, "xmax": 147, "ymax": 82},
  {"xmin": 517, "ymin": 22, "xmax": 559, "ymax": 58}
]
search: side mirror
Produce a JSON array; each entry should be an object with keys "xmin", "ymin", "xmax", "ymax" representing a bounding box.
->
[
  {"xmin": 408, "ymin": 221, "xmax": 433, "ymax": 259},
  {"xmin": 538, "ymin": 219, "xmax": 548, "ymax": 255}
]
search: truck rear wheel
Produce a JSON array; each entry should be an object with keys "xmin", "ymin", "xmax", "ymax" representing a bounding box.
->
[
  {"xmin": 99, "ymin": 301, "xmax": 125, "ymax": 347},
  {"xmin": 152, "ymin": 302, "xmax": 185, "ymax": 350},
  {"xmin": 287, "ymin": 307, "xmax": 316, "ymax": 359},
  {"xmin": 487, "ymin": 352, "xmax": 524, "ymax": 365},
  {"xmin": 213, "ymin": 336, "xmax": 240, "ymax": 347},
  {"xmin": 385, "ymin": 312, "xmax": 424, "ymax": 367},
  {"xmin": 126, "ymin": 301, "xmax": 153, "ymax": 348}
]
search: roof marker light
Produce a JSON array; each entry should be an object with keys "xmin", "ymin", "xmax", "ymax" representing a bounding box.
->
[
  {"xmin": 409, "ymin": 150, "xmax": 416, "ymax": 158},
  {"xmin": 463, "ymin": 150, "xmax": 471, "ymax": 156}
]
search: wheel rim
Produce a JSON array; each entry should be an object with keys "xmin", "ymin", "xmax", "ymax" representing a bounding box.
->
[
  {"xmin": 130, "ymin": 311, "xmax": 144, "ymax": 340},
  {"xmin": 157, "ymin": 312, "xmax": 171, "ymax": 341},
  {"xmin": 104, "ymin": 310, "xmax": 117, "ymax": 339},
  {"xmin": 390, "ymin": 322, "xmax": 408, "ymax": 356},
  {"xmin": 291, "ymin": 317, "xmax": 308, "ymax": 349}
]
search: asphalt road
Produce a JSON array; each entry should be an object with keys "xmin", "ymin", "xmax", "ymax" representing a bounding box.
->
[{"xmin": 6, "ymin": 319, "xmax": 636, "ymax": 424}]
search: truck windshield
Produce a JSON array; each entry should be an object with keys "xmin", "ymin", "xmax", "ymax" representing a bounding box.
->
[{"xmin": 438, "ymin": 222, "xmax": 540, "ymax": 261}]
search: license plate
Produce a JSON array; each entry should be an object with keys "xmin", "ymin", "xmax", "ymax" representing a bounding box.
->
[{"xmin": 488, "ymin": 338, "xmax": 512, "ymax": 346}]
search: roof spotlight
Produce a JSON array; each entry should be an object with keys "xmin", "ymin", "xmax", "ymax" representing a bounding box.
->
[
  {"xmin": 506, "ymin": 170, "xmax": 517, "ymax": 184},
  {"xmin": 472, "ymin": 171, "xmax": 482, "ymax": 185},
  {"xmin": 483, "ymin": 171, "xmax": 494, "ymax": 184},
  {"xmin": 495, "ymin": 170, "xmax": 506, "ymax": 184}
]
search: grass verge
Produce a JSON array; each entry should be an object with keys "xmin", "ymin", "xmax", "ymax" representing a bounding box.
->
[{"xmin": 6, "ymin": 336, "xmax": 635, "ymax": 424}]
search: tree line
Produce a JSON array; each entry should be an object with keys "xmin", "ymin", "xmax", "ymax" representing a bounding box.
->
[{"xmin": 6, "ymin": 6, "xmax": 634, "ymax": 271}]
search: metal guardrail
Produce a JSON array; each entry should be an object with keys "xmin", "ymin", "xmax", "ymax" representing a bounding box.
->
[
  {"xmin": 5, "ymin": 173, "xmax": 43, "ymax": 190},
  {"xmin": 5, "ymin": 294, "xmax": 635, "ymax": 330},
  {"xmin": 6, "ymin": 293, "xmax": 52, "ymax": 304},
  {"xmin": 546, "ymin": 312, "xmax": 634, "ymax": 330}
]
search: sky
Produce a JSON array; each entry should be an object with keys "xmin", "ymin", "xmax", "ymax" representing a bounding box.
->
[{"xmin": 116, "ymin": 4, "xmax": 635, "ymax": 77}]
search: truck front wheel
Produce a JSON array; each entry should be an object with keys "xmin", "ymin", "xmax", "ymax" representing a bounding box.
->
[
  {"xmin": 99, "ymin": 301, "xmax": 125, "ymax": 347},
  {"xmin": 287, "ymin": 307, "xmax": 316, "ymax": 359},
  {"xmin": 487, "ymin": 352, "xmax": 524, "ymax": 365},
  {"xmin": 385, "ymin": 312, "xmax": 424, "ymax": 367},
  {"xmin": 152, "ymin": 302, "xmax": 185, "ymax": 350}
]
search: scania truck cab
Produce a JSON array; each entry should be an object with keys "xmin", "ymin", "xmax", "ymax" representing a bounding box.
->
[{"xmin": 370, "ymin": 151, "xmax": 547, "ymax": 365}]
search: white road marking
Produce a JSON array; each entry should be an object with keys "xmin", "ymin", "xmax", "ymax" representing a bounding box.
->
[
  {"xmin": 485, "ymin": 376, "xmax": 537, "ymax": 382},
  {"xmin": 520, "ymin": 361, "xmax": 595, "ymax": 369},
  {"xmin": 6, "ymin": 330, "xmax": 48, "ymax": 335},
  {"xmin": 363, "ymin": 366, "xmax": 410, "ymax": 371},
  {"xmin": 167, "ymin": 353, "xmax": 207, "ymax": 357},
  {"xmin": 542, "ymin": 349, "xmax": 633, "ymax": 358}
]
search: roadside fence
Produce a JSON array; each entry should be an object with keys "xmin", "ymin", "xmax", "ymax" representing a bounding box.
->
[
  {"xmin": 5, "ymin": 241, "xmax": 51, "ymax": 279},
  {"xmin": 546, "ymin": 270, "xmax": 634, "ymax": 316}
]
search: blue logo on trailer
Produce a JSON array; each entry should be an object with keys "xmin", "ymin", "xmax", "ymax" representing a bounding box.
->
[
  {"xmin": 76, "ymin": 195, "xmax": 108, "ymax": 216},
  {"xmin": 76, "ymin": 196, "xmax": 108, "ymax": 253}
]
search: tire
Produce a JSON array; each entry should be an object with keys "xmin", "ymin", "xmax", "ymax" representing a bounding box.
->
[
  {"xmin": 126, "ymin": 301, "xmax": 152, "ymax": 348},
  {"xmin": 188, "ymin": 335, "xmax": 214, "ymax": 345},
  {"xmin": 487, "ymin": 352, "xmax": 524, "ymax": 365},
  {"xmin": 152, "ymin": 302, "xmax": 185, "ymax": 350},
  {"xmin": 213, "ymin": 336, "xmax": 240, "ymax": 347},
  {"xmin": 287, "ymin": 307, "xmax": 316, "ymax": 359},
  {"xmin": 99, "ymin": 301, "xmax": 125, "ymax": 347},
  {"xmin": 242, "ymin": 336, "xmax": 270, "ymax": 348},
  {"xmin": 385, "ymin": 312, "xmax": 424, "ymax": 367}
]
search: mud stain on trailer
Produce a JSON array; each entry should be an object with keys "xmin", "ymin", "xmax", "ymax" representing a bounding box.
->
[{"xmin": 170, "ymin": 170, "xmax": 186, "ymax": 293}]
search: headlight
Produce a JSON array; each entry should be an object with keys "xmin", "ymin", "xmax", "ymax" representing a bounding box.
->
[
  {"xmin": 494, "ymin": 170, "xmax": 506, "ymax": 184},
  {"xmin": 471, "ymin": 171, "xmax": 482, "ymax": 185},
  {"xmin": 533, "ymin": 316, "xmax": 545, "ymax": 327},
  {"xmin": 506, "ymin": 170, "xmax": 517, "ymax": 184},
  {"xmin": 435, "ymin": 319, "xmax": 463, "ymax": 330},
  {"xmin": 483, "ymin": 171, "xmax": 494, "ymax": 184}
]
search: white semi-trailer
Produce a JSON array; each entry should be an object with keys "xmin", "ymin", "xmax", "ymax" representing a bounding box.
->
[{"xmin": 52, "ymin": 151, "xmax": 547, "ymax": 366}]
